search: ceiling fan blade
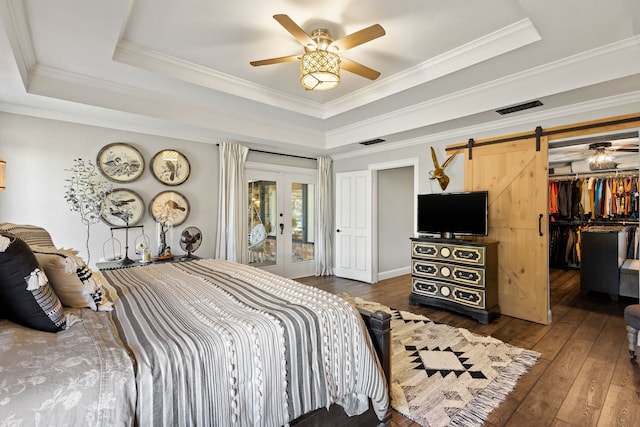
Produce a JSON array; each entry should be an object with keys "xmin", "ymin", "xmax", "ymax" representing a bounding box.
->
[
  {"xmin": 273, "ymin": 14, "xmax": 316, "ymax": 48},
  {"xmin": 330, "ymin": 24, "xmax": 385, "ymax": 52},
  {"xmin": 250, "ymin": 55, "xmax": 300, "ymax": 66},
  {"xmin": 340, "ymin": 58, "xmax": 381, "ymax": 80}
]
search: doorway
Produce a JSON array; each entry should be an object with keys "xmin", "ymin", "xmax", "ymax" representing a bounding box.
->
[
  {"xmin": 246, "ymin": 165, "xmax": 316, "ymax": 279},
  {"xmin": 371, "ymin": 158, "xmax": 419, "ymax": 282},
  {"xmin": 548, "ymin": 130, "xmax": 640, "ymax": 303},
  {"xmin": 333, "ymin": 158, "xmax": 418, "ymax": 283}
]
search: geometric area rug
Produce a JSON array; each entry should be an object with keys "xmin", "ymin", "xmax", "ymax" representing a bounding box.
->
[{"xmin": 342, "ymin": 295, "xmax": 541, "ymax": 427}]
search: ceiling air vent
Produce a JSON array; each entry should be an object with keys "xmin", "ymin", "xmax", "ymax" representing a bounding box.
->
[
  {"xmin": 496, "ymin": 100, "xmax": 543, "ymax": 115},
  {"xmin": 359, "ymin": 138, "xmax": 386, "ymax": 146}
]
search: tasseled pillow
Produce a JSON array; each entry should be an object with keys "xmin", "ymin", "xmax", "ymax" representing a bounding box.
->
[
  {"xmin": 33, "ymin": 248, "xmax": 112, "ymax": 311},
  {"xmin": 0, "ymin": 233, "xmax": 66, "ymax": 332}
]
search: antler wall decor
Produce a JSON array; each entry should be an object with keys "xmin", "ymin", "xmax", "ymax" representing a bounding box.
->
[{"xmin": 429, "ymin": 147, "xmax": 458, "ymax": 190}]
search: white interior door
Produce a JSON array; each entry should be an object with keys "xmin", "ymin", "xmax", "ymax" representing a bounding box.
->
[
  {"xmin": 247, "ymin": 166, "xmax": 316, "ymax": 279},
  {"xmin": 335, "ymin": 170, "xmax": 373, "ymax": 282}
]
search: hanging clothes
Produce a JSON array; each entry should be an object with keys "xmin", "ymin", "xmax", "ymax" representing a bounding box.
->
[
  {"xmin": 549, "ymin": 175, "xmax": 639, "ymax": 221},
  {"xmin": 549, "ymin": 223, "xmax": 582, "ymax": 268},
  {"xmin": 549, "ymin": 181, "xmax": 559, "ymax": 215}
]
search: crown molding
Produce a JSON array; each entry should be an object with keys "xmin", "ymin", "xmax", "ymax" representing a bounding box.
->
[
  {"xmin": 323, "ymin": 18, "xmax": 541, "ymax": 118},
  {"xmin": 0, "ymin": 0, "xmax": 36, "ymax": 88},
  {"xmin": 326, "ymin": 35, "xmax": 640, "ymax": 148},
  {"xmin": 330, "ymin": 90, "xmax": 640, "ymax": 160},
  {"xmin": 113, "ymin": 39, "xmax": 327, "ymax": 119},
  {"xmin": 26, "ymin": 64, "xmax": 326, "ymax": 148}
]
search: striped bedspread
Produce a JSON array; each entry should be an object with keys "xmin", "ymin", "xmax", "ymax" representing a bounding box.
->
[{"xmin": 102, "ymin": 259, "xmax": 388, "ymax": 426}]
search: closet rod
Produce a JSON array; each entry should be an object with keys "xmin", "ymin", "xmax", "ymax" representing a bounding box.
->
[{"xmin": 549, "ymin": 169, "xmax": 639, "ymax": 181}]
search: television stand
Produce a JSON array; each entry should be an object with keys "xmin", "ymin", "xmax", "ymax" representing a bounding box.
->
[{"xmin": 409, "ymin": 237, "xmax": 499, "ymax": 324}]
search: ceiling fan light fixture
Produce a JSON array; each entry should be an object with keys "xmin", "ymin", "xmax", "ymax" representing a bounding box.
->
[
  {"xmin": 588, "ymin": 146, "xmax": 616, "ymax": 170},
  {"xmin": 300, "ymin": 50, "xmax": 340, "ymax": 90}
]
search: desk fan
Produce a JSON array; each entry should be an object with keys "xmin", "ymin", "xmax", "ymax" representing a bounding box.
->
[{"xmin": 180, "ymin": 226, "xmax": 202, "ymax": 260}]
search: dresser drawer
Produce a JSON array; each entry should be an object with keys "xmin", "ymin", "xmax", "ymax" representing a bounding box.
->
[
  {"xmin": 412, "ymin": 277, "xmax": 486, "ymax": 309},
  {"xmin": 412, "ymin": 259, "xmax": 485, "ymax": 287},
  {"xmin": 412, "ymin": 240, "xmax": 486, "ymax": 266}
]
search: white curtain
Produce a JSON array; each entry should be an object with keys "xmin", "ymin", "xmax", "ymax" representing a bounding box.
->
[
  {"xmin": 214, "ymin": 142, "xmax": 249, "ymax": 263},
  {"xmin": 315, "ymin": 156, "xmax": 334, "ymax": 276}
]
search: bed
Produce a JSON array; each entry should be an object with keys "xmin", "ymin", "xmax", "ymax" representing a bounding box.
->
[{"xmin": 0, "ymin": 223, "xmax": 390, "ymax": 426}]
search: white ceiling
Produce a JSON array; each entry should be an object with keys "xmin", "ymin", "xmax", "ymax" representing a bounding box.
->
[{"xmin": 1, "ymin": 0, "xmax": 640, "ymax": 157}]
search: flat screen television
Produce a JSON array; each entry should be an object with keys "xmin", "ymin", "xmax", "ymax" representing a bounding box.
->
[{"xmin": 417, "ymin": 191, "xmax": 488, "ymax": 238}]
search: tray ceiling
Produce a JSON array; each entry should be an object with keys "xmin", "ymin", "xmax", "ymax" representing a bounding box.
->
[{"xmin": 1, "ymin": 0, "xmax": 640, "ymax": 156}]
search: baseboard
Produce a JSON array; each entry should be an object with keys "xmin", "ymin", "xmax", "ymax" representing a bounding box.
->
[{"xmin": 377, "ymin": 266, "xmax": 411, "ymax": 281}]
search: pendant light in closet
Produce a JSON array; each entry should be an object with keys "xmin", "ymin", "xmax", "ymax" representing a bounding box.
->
[{"xmin": 588, "ymin": 142, "xmax": 616, "ymax": 171}]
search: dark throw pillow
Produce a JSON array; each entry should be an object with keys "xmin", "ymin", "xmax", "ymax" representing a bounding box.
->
[{"xmin": 0, "ymin": 233, "xmax": 66, "ymax": 332}]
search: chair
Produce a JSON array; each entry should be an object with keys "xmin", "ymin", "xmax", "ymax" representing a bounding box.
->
[
  {"xmin": 624, "ymin": 304, "xmax": 640, "ymax": 359},
  {"xmin": 248, "ymin": 223, "xmax": 267, "ymax": 263}
]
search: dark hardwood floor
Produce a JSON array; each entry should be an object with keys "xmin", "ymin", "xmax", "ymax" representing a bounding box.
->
[{"xmin": 296, "ymin": 268, "xmax": 640, "ymax": 426}]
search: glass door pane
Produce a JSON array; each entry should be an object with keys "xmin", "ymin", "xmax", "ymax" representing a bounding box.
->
[
  {"xmin": 291, "ymin": 182, "xmax": 315, "ymax": 263},
  {"xmin": 248, "ymin": 179, "xmax": 277, "ymax": 267}
]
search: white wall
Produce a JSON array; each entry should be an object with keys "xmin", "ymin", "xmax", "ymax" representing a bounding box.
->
[{"xmin": 0, "ymin": 112, "xmax": 219, "ymax": 268}]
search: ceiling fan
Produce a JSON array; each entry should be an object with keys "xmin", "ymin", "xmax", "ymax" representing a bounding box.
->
[
  {"xmin": 250, "ymin": 14, "xmax": 385, "ymax": 90},
  {"xmin": 587, "ymin": 141, "xmax": 638, "ymax": 170}
]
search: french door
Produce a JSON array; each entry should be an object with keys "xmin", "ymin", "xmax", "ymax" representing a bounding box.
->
[{"xmin": 246, "ymin": 165, "xmax": 316, "ymax": 278}]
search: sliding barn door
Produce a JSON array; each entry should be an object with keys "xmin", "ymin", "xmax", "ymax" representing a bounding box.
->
[{"xmin": 464, "ymin": 136, "xmax": 550, "ymax": 324}]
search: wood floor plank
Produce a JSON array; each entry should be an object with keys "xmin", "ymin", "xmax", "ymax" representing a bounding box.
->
[
  {"xmin": 555, "ymin": 357, "xmax": 614, "ymax": 426},
  {"xmin": 611, "ymin": 337, "xmax": 640, "ymax": 390},
  {"xmin": 571, "ymin": 310, "xmax": 608, "ymax": 341},
  {"xmin": 531, "ymin": 319, "xmax": 579, "ymax": 361},
  {"xmin": 540, "ymin": 337, "xmax": 592, "ymax": 392},
  {"xmin": 484, "ymin": 358, "xmax": 551, "ymax": 426},
  {"xmin": 590, "ymin": 315, "xmax": 627, "ymax": 364},
  {"xmin": 503, "ymin": 378, "xmax": 567, "ymax": 426},
  {"xmin": 597, "ymin": 383, "xmax": 640, "ymax": 427}
]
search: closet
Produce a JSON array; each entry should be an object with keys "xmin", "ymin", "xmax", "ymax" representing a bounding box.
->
[
  {"xmin": 548, "ymin": 131, "xmax": 639, "ymax": 300},
  {"xmin": 548, "ymin": 172, "xmax": 639, "ymax": 268}
]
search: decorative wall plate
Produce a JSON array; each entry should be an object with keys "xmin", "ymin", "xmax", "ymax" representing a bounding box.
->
[
  {"xmin": 149, "ymin": 190, "xmax": 190, "ymax": 226},
  {"xmin": 97, "ymin": 143, "xmax": 145, "ymax": 183},
  {"xmin": 101, "ymin": 188, "xmax": 145, "ymax": 226},
  {"xmin": 151, "ymin": 149, "xmax": 190, "ymax": 186}
]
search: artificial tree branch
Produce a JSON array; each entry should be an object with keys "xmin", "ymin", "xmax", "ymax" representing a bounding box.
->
[{"xmin": 64, "ymin": 159, "xmax": 112, "ymax": 263}]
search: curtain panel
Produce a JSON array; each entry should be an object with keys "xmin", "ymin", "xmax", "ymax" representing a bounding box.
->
[
  {"xmin": 214, "ymin": 142, "xmax": 248, "ymax": 263},
  {"xmin": 315, "ymin": 156, "xmax": 334, "ymax": 276}
]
